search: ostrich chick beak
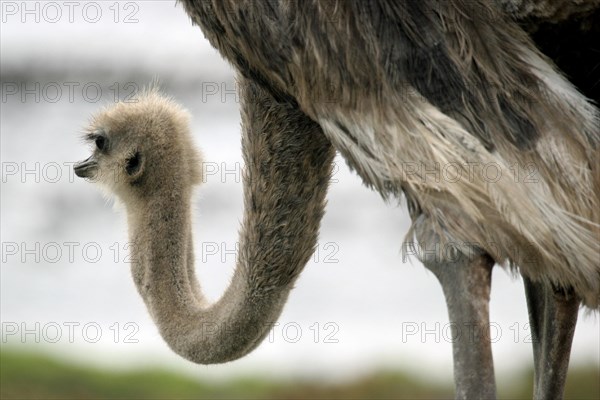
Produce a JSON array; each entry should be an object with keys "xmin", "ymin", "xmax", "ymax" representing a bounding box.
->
[{"xmin": 74, "ymin": 156, "xmax": 98, "ymax": 178}]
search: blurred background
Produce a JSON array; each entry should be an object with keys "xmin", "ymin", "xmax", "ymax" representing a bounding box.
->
[{"xmin": 1, "ymin": 1, "xmax": 598, "ymax": 398}]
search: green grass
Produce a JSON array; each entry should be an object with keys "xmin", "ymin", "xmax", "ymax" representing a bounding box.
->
[{"xmin": 1, "ymin": 349, "xmax": 597, "ymax": 399}]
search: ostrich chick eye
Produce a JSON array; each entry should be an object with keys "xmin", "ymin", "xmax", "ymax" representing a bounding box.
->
[{"xmin": 95, "ymin": 135, "xmax": 107, "ymax": 151}]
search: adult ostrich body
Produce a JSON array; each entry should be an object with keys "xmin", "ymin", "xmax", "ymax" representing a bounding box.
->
[
  {"xmin": 180, "ymin": 0, "xmax": 599, "ymax": 301},
  {"xmin": 177, "ymin": 1, "xmax": 599, "ymax": 398},
  {"xmin": 76, "ymin": 1, "xmax": 599, "ymax": 399}
]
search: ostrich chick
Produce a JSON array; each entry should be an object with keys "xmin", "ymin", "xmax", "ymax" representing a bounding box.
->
[
  {"xmin": 74, "ymin": 87, "xmax": 335, "ymax": 364},
  {"xmin": 74, "ymin": 90, "xmax": 202, "ymax": 203}
]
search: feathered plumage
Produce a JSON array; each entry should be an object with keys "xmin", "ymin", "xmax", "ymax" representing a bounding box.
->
[{"xmin": 181, "ymin": 0, "xmax": 599, "ymax": 307}]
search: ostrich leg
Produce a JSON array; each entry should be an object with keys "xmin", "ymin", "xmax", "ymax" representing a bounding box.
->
[
  {"xmin": 523, "ymin": 278, "xmax": 579, "ymax": 400},
  {"xmin": 420, "ymin": 243, "xmax": 496, "ymax": 399}
]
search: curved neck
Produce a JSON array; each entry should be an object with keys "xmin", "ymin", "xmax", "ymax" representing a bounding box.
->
[
  {"xmin": 129, "ymin": 192, "xmax": 289, "ymax": 362},
  {"xmin": 125, "ymin": 77, "xmax": 335, "ymax": 364}
]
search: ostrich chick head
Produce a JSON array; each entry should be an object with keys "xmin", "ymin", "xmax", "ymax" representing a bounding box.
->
[{"xmin": 74, "ymin": 89, "xmax": 203, "ymax": 202}]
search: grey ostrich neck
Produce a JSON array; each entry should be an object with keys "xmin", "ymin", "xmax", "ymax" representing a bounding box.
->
[
  {"xmin": 128, "ymin": 192, "xmax": 286, "ymax": 362},
  {"xmin": 128, "ymin": 191, "xmax": 197, "ymax": 314},
  {"xmin": 126, "ymin": 79, "xmax": 334, "ymax": 364}
]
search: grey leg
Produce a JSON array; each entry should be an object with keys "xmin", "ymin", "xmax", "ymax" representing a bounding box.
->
[
  {"xmin": 423, "ymin": 251, "xmax": 496, "ymax": 399},
  {"xmin": 523, "ymin": 277, "xmax": 579, "ymax": 400}
]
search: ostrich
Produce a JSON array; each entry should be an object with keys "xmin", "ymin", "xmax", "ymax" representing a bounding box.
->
[
  {"xmin": 74, "ymin": 1, "xmax": 599, "ymax": 399},
  {"xmin": 74, "ymin": 87, "xmax": 335, "ymax": 363}
]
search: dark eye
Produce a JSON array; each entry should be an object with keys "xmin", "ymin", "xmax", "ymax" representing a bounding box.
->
[{"xmin": 95, "ymin": 136, "xmax": 106, "ymax": 151}]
